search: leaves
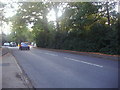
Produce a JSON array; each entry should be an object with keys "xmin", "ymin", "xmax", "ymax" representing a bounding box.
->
[{"xmin": 9, "ymin": 1, "xmax": 119, "ymax": 55}]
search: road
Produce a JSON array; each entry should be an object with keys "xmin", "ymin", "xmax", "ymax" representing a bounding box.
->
[{"xmin": 9, "ymin": 47, "xmax": 118, "ymax": 88}]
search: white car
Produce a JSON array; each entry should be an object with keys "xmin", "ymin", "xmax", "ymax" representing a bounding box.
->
[
  {"xmin": 3, "ymin": 42, "xmax": 10, "ymax": 46},
  {"xmin": 10, "ymin": 42, "xmax": 17, "ymax": 47}
]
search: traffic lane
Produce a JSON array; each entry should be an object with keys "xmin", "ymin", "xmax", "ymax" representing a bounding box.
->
[
  {"xmin": 31, "ymin": 48, "xmax": 118, "ymax": 69},
  {"xmin": 10, "ymin": 48, "xmax": 117, "ymax": 87},
  {"xmin": 29, "ymin": 48, "xmax": 118, "ymax": 87},
  {"xmin": 11, "ymin": 48, "xmax": 118, "ymax": 88},
  {"xmin": 12, "ymin": 49, "xmax": 93, "ymax": 88}
]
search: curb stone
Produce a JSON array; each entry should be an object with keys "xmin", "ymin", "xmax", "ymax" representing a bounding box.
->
[
  {"xmin": 2, "ymin": 47, "xmax": 9, "ymax": 56},
  {"xmin": 9, "ymin": 49, "xmax": 35, "ymax": 89}
]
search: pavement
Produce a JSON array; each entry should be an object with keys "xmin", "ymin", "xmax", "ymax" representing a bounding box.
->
[
  {"xmin": 2, "ymin": 46, "xmax": 9, "ymax": 56},
  {"xmin": 1, "ymin": 47, "xmax": 33, "ymax": 88},
  {"xmin": 10, "ymin": 46, "xmax": 118, "ymax": 88},
  {"xmin": 0, "ymin": 48, "xmax": 2, "ymax": 90}
]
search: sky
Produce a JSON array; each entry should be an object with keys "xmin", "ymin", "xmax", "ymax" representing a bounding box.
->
[
  {"xmin": 1, "ymin": 1, "xmax": 18, "ymax": 34},
  {"xmin": 0, "ymin": 0, "xmax": 119, "ymax": 35},
  {"xmin": 1, "ymin": 1, "xmax": 63, "ymax": 35}
]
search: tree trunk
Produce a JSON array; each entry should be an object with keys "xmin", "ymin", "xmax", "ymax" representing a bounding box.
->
[
  {"xmin": 54, "ymin": 3, "xmax": 60, "ymax": 31},
  {"xmin": 106, "ymin": 2, "xmax": 110, "ymax": 26}
]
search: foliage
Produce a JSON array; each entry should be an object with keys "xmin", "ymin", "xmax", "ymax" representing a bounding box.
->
[{"xmin": 9, "ymin": 2, "xmax": 119, "ymax": 55}]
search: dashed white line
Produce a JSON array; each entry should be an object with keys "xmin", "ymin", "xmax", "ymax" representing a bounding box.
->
[
  {"xmin": 64, "ymin": 57, "xmax": 103, "ymax": 68},
  {"xmin": 45, "ymin": 53, "xmax": 58, "ymax": 56},
  {"xmin": 26, "ymin": 50, "xmax": 103, "ymax": 68}
]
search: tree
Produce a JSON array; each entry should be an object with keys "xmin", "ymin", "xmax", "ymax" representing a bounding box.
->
[{"xmin": 9, "ymin": 1, "xmax": 119, "ymax": 55}]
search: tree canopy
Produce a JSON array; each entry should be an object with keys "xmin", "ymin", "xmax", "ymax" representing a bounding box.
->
[{"xmin": 8, "ymin": 1, "xmax": 119, "ymax": 55}]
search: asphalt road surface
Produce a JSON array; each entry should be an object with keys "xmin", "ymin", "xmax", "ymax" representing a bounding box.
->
[{"xmin": 9, "ymin": 47, "xmax": 118, "ymax": 88}]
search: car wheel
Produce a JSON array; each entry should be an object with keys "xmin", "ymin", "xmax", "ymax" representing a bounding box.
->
[
  {"xmin": 19, "ymin": 48, "xmax": 22, "ymax": 50},
  {"xmin": 28, "ymin": 47, "xmax": 30, "ymax": 50}
]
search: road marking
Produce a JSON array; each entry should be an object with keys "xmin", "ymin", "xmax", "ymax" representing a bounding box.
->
[
  {"xmin": 45, "ymin": 53, "xmax": 58, "ymax": 56},
  {"xmin": 64, "ymin": 57, "xmax": 103, "ymax": 68}
]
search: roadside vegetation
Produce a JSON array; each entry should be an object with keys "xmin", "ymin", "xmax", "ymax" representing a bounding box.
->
[{"xmin": 1, "ymin": 1, "xmax": 120, "ymax": 55}]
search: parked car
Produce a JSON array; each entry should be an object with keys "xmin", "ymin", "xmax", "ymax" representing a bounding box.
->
[
  {"xmin": 19, "ymin": 42, "xmax": 30, "ymax": 50},
  {"xmin": 10, "ymin": 42, "xmax": 17, "ymax": 47},
  {"xmin": 3, "ymin": 42, "xmax": 10, "ymax": 46}
]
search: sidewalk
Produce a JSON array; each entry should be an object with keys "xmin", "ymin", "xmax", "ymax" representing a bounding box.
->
[
  {"xmin": 2, "ymin": 53, "xmax": 28, "ymax": 88},
  {"xmin": 1, "ymin": 46, "xmax": 10, "ymax": 56},
  {"xmin": 0, "ymin": 48, "xmax": 2, "ymax": 90},
  {"xmin": 1, "ymin": 47, "xmax": 34, "ymax": 89}
]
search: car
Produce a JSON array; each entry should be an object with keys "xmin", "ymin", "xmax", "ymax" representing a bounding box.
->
[
  {"xmin": 19, "ymin": 42, "xmax": 30, "ymax": 50},
  {"xmin": 10, "ymin": 42, "xmax": 17, "ymax": 47},
  {"xmin": 3, "ymin": 42, "xmax": 10, "ymax": 46}
]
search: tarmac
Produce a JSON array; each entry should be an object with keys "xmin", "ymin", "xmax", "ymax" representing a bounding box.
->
[
  {"xmin": 0, "ymin": 46, "xmax": 119, "ymax": 89},
  {"xmin": 36, "ymin": 47, "xmax": 119, "ymax": 61}
]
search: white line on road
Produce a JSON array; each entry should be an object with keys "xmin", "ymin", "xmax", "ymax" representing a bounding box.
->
[
  {"xmin": 64, "ymin": 57, "xmax": 103, "ymax": 68},
  {"xmin": 44, "ymin": 53, "xmax": 58, "ymax": 56}
]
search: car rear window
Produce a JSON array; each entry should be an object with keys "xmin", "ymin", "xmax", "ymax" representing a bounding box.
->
[{"xmin": 21, "ymin": 42, "xmax": 29, "ymax": 46}]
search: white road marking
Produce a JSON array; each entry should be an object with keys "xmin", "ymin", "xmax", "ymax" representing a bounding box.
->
[
  {"xmin": 64, "ymin": 57, "xmax": 103, "ymax": 68},
  {"xmin": 18, "ymin": 48, "xmax": 102, "ymax": 68},
  {"xmin": 45, "ymin": 53, "xmax": 58, "ymax": 56},
  {"xmin": 37, "ymin": 52, "xmax": 43, "ymax": 54}
]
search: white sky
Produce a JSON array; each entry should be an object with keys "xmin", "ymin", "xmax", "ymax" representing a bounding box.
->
[
  {"xmin": 1, "ymin": 1, "xmax": 63, "ymax": 34},
  {"xmin": 1, "ymin": 1, "xmax": 18, "ymax": 35}
]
